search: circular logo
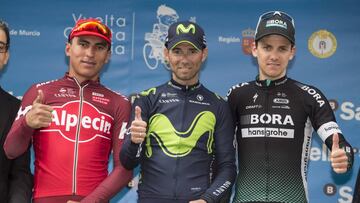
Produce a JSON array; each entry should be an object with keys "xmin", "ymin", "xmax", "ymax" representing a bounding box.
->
[
  {"xmin": 323, "ymin": 183, "xmax": 337, "ymax": 196},
  {"xmin": 308, "ymin": 30, "xmax": 337, "ymax": 58},
  {"xmin": 328, "ymin": 99, "xmax": 339, "ymax": 111}
]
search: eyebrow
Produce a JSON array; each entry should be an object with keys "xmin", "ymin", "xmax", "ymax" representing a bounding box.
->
[{"xmin": 77, "ymin": 38, "xmax": 108, "ymax": 47}]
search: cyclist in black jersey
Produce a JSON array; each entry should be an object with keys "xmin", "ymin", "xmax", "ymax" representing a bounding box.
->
[
  {"xmin": 120, "ymin": 21, "xmax": 236, "ymax": 203},
  {"xmin": 227, "ymin": 11, "xmax": 353, "ymax": 203}
]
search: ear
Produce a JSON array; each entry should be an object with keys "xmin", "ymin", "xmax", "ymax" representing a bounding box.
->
[
  {"xmin": 104, "ymin": 50, "xmax": 111, "ymax": 64},
  {"xmin": 163, "ymin": 48, "xmax": 169, "ymax": 62},
  {"xmin": 3, "ymin": 51, "xmax": 9, "ymax": 65},
  {"xmin": 65, "ymin": 43, "xmax": 71, "ymax": 57},
  {"xmin": 251, "ymin": 41, "xmax": 257, "ymax": 58},
  {"xmin": 289, "ymin": 46, "xmax": 296, "ymax": 60},
  {"xmin": 201, "ymin": 48, "xmax": 208, "ymax": 62}
]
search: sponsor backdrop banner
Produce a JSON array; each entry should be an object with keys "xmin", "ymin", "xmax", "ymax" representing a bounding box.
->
[{"xmin": 2, "ymin": 0, "xmax": 359, "ymax": 202}]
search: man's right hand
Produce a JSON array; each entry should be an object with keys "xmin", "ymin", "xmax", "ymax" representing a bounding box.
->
[
  {"xmin": 130, "ymin": 106, "xmax": 147, "ymax": 144},
  {"xmin": 25, "ymin": 89, "xmax": 53, "ymax": 129}
]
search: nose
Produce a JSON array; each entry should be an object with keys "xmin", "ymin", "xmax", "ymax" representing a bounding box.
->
[
  {"xmin": 269, "ymin": 50, "xmax": 279, "ymax": 61},
  {"xmin": 86, "ymin": 46, "xmax": 96, "ymax": 58}
]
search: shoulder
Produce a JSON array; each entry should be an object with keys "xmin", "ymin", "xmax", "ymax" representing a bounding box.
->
[
  {"xmin": 201, "ymin": 85, "xmax": 227, "ymax": 103},
  {"xmin": 100, "ymin": 85, "xmax": 130, "ymax": 104},
  {"xmin": 289, "ymin": 78, "xmax": 328, "ymax": 108},
  {"xmin": 226, "ymin": 81, "xmax": 254, "ymax": 98},
  {"xmin": 0, "ymin": 87, "xmax": 20, "ymax": 106}
]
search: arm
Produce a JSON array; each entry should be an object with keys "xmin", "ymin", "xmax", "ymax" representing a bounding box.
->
[
  {"xmin": 81, "ymin": 99, "xmax": 133, "ymax": 202},
  {"xmin": 8, "ymin": 147, "xmax": 33, "ymax": 203},
  {"xmin": 4, "ymin": 87, "xmax": 52, "ymax": 159},
  {"xmin": 305, "ymin": 85, "xmax": 353, "ymax": 173},
  {"xmin": 200, "ymin": 101, "xmax": 237, "ymax": 203},
  {"xmin": 6, "ymin": 98, "xmax": 33, "ymax": 203},
  {"xmin": 120, "ymin": 97, "xmax": 148, "ymax": 170}
]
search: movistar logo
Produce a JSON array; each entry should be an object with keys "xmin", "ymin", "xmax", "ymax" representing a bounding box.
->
[
  {"xmin": 145, "ymin": 111, "xmax": 215, "ymax": 158},
  {"xmin": 176, "ymin": 24, "xmax": 196, "ymax": 35}
]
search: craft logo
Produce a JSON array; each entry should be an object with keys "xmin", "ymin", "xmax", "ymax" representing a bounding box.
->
[
  {"xmin": 242, "ymin": 28, "xmax": 255, "ymax": 55},
  {"xmin": 64, "ymin": 13, "xmax": 127, "ymax": 56},
  {"xmin": 308, "ymin": 30, "xmax": 337, "ymax": 59}
]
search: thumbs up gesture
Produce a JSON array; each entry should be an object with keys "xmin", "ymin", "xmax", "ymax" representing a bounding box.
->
[
  {"xmin": 130, "ymin": 106, "xmax": 147, "ymax": 144},
  {"xmin": 330, "ymin": 133, "xmax": 348, "ymax": 173},
  {"xmin": 25, "ymin": 90, "xmax": 54, "ymax": 129}
]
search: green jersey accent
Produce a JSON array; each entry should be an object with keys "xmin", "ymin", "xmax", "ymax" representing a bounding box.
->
[
  {"xmin": 140, "ymin": 87, "xmax": 156, "ymax": 96},
  {"xmin": 145, "ymin": 111, "xmax": 216, "ymax": 158}
]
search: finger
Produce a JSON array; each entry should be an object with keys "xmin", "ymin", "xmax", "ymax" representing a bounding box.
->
[
  {"xmin": 332, "ymin": 133, "xmax": 340, "ymax": 150},
  {"xmin": 38, "ymin": 104, "xmax": 54, "ymax": 113},
  {"xmin": 134, "ymin": 106, "xmax": 143, "ymax": 121},
  {"xmin": 333, "ymin": 167, "xmax": 347, "ymax": 174},
  {"xmin": 332, "ymin": 162, "xmax": 348, "ymax": 169},
  {"xmin": 131, "ymin": 120, "xmax": 147, "ymax": 128},
  {"xmin": 33, "ymin": 89, "xmax": 44, "ymax": 105}
]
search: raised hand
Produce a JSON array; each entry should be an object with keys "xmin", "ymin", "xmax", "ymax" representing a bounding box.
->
[
  {"xmin": 330, "ymin": 133, "xmax": 348, "ymax": 173},
  {"xmin": 25, "ymin": 90, "xmax": 53, "ymax": 129},
  {"xmin": 130, "ymin": 106, "xmax": 147, "ymax": 144}
]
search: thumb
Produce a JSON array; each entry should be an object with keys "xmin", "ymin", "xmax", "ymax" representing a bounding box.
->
[
  {"xmin": 134, "ymin": 106, "xmax": 143, "ymax": 121},
  {"xmin": 33, "ymin": 89, "xmax": 44, "ymax": 105},
  {"xmin": 332, "ymin": 133, "xmax": 340, "ymax": 150}
]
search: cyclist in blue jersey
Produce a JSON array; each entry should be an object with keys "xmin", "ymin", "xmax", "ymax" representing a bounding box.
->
[
  {"xmin": 120, "ymin": 21, "xmax": 236, "ymax": 203},
  {"xmin": 227, "ymin": 11, "xmax": 354, "ymax": 203}
]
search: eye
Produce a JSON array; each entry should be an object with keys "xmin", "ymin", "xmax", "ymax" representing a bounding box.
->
[
  {"xmin": 263, "ymin": 46, "xmax": 271, "ymax": 51},
  {"xmin": 189, "ymin": 49, "xmax": 199, "ymax": 54},
  {"xmin": 78, "ymin": 41, "xmax": 88, "ymax": 48},
  {"xmin": 171, "ymin": 49, "xmax": 182, "ymax": 55},
  {"xmin": 96, "ymin": 45, "xmax": 106, "ymax": 51}
]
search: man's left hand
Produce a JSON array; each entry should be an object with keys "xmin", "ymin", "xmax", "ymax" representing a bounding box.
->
[{"xmin": 330, "ymin": 133, "xmax": 349, "ymax": 173}]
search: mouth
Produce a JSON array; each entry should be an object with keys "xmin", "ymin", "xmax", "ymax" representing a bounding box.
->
[
  {"xmin": 81, "ymin": 60, "xmax": 96, "ymax": 66},
  {"xmin": 267, "ymin": 62, "xmax": 280, "ymax": 68}
]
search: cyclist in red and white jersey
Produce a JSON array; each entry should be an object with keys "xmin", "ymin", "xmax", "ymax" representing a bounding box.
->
[{"xmin": 4, "ymin": 18, "xmax": 132, "ymax": 203}]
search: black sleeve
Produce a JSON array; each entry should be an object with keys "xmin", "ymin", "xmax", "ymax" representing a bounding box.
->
[
  {"xmin": 120, "ymin": 94, "xmax": 150, "ymax": 170},
  {"xmin": 8, "ymin": 147, "xmax": 33, "ymax": 203},
  {"xmin": 200, "ymin": 100, "xmax": 237, "ymax": 203},
  {"xmin": 7, "ymin": 98, "xmax": 33, "ymax": 203},
  {"xmin": 303, "ymin": 84, "xmax": 354, "ymax": 171}
]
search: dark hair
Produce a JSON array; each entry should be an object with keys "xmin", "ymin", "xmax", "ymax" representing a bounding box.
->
[{"xmin": 0, "ymin": 20, "xmax": 10, "ymax": 50}]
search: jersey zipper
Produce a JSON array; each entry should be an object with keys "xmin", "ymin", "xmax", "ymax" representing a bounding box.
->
[{"xmin": 72, "ymin": 81, "xmax": 88, "ymax": 194}]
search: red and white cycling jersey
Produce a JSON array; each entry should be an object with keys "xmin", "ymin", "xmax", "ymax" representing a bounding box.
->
[{"xmin": 4, "ymin": 74, "xmax": 131, "ymax": 201}]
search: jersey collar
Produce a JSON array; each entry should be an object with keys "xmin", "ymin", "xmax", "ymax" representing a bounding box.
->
[
  {"xmin": 255, "ymin": 75, "xmax": 288, "ymax": 87},
  {"xmin": 168, "ymin": 79, "xmax": 201, "ymax": 92}
]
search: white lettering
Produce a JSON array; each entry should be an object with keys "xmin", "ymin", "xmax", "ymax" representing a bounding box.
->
[
  {"xmin": 338, "ymin": 186, "xmax": 353, "ymax": 203},
  {"xmin": 340, "ymin": 101, "xmax": 360, "ymax": 121},
  {"xmin": 51, "ymin": 110, "xmax": 112, "ymax": 134},
  {"xmin": 250, "ymin": 114, "xmax": 294, "ymax": 126},
  {"xmin": 118, "ymin": 122, "xmax": 128, "ymax": 139},
  {"xmin": 301, "ymin": 85, "xmax": 325, "ymax": 107}
]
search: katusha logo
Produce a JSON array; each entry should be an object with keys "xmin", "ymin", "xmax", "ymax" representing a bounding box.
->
[{"xmin": 40, "ymin": 101, "xmax": 114, "ymax": 142}]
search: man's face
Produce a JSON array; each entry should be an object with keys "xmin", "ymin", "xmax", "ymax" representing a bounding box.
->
[
  {"xmin": 164, "ymin": 42, "xmax": 208, "ymax": 86},
  {"xmin": 65, "ymin": 35, "xmax": 111, "ymax": 83},
  {"xmin": 0, "ymin": 29, "xmax": 9, "ymax": 71},
  {"xmin": 252, "ymin": 35, "xmax": 295, "ymax": 80}
]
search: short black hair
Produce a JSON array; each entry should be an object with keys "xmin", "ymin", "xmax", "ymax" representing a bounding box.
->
[{"xmin": 0, "ymin": 20, "xmax": 10, "ymax": 50}]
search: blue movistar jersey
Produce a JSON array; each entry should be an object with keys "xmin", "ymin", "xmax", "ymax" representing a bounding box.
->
[{"xmin": 120, "ymin": 79, "xmax": 236, "ymax": 203}]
